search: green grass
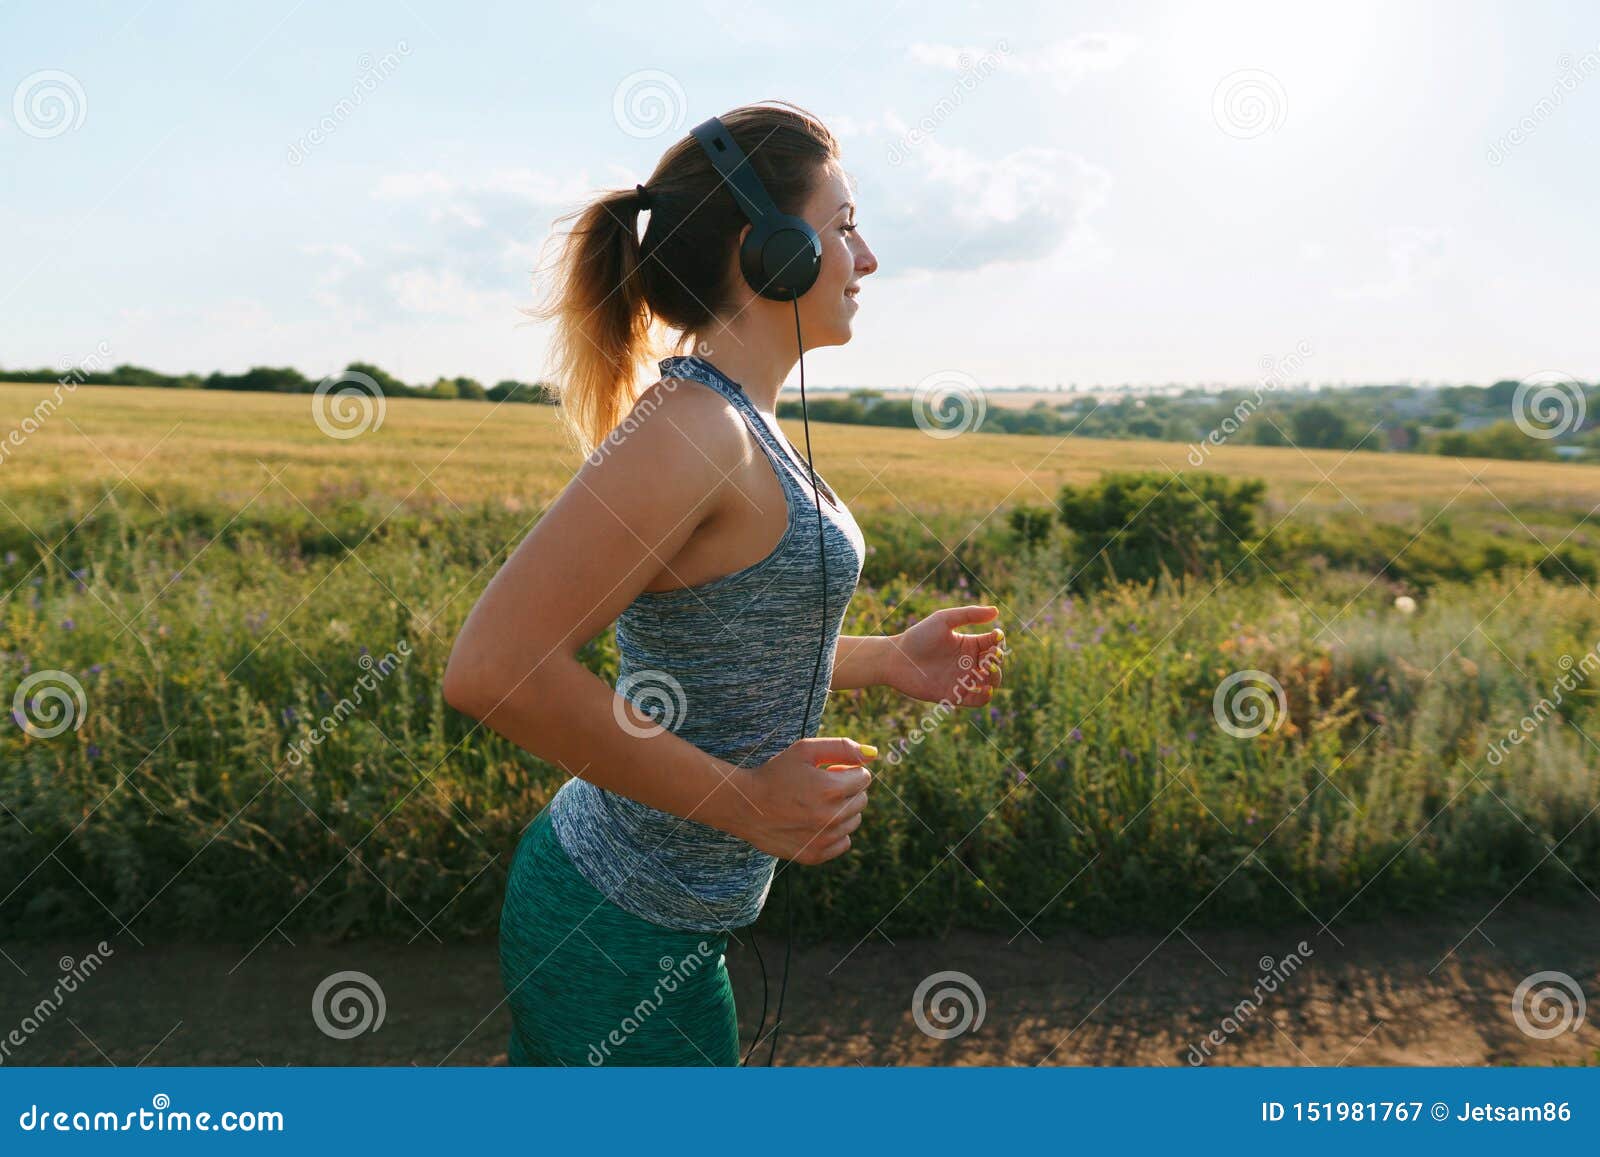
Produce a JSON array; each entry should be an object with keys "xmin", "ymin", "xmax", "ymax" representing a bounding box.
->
[{"xmin": 2, "ymin": 383, "xmax": 1598, "ymax": 942}]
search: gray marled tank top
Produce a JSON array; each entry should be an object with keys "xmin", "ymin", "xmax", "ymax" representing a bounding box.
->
[{"xmin": 545, "ymin": 353, "xmax": 867, "ymax": 931}]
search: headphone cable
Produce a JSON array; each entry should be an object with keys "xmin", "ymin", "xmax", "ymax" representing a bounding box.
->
[
  {"xmin": 739, "ymin": 929, "xmax": 768, "ymax": 1066},
  {"xmin": 763, "ymin": 295, "xmax": 827, "ymax": 1067}
]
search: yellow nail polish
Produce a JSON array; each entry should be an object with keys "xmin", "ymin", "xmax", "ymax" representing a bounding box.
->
[
  {"xmin": 995, "ymin": 628, "xmax": 1006, "ymax": 641},
  {"xmin": 859, "ymin": 743, "xmax": 878, "ymax": 758}
]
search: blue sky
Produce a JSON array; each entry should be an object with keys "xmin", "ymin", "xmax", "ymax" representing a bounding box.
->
[{"xmin": 3, "ymin": 0, "xmax": 1598, "ymax": 390}]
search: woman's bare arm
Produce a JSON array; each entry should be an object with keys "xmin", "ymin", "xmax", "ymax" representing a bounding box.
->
[
  {"xmin": 442, "ymin": 383, "xmax": 759, "ymax": 835},
  {"xmin": 836, "ymin": 606, "xmax": 1004, "ymax": 705},
  {"xmin": 830, "ymin": 634, "xmax": 899, "ymax": 691}
]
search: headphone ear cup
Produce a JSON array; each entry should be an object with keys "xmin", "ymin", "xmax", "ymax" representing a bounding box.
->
[{"xmin": 741, "ymin": 214, "xmax": 822, "ymax": 301}]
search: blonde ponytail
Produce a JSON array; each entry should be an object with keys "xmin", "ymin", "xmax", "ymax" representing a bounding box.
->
[{"xmin": 530, "ymin": 186, "xmax": 656, "ymax": 458}]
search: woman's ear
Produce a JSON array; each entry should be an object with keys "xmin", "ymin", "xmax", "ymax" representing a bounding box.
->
[{"xmin": 726, "ymin": 223, "xmax": 753, "ymax": 299}]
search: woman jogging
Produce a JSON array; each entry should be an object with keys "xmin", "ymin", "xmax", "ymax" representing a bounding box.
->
[{"xmin": 443, "ymin": 100, "xmax": 1006, "ymax": 1066}]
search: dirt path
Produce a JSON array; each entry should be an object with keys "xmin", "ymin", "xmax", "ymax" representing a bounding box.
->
[{"xmin": 4, "ymin": 899, "xmax": 1596, "ymax": 1066}]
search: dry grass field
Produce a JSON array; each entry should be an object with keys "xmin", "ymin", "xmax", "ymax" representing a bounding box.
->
[{"xmin": 6, "ymin": 382, "xmax": 1599, "ymax": 525}]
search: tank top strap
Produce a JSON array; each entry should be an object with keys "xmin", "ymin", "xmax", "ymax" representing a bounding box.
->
[{"xmin": 656, "ymin": 354, "xmax": 841, "ymax": 509}]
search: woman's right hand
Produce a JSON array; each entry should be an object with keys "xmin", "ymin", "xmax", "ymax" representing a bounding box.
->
[{"xmin": 734, "ymin": 737, "xmax": 877, "ymax": 865}]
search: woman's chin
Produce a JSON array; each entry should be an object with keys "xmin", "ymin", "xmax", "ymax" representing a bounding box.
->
[{"xmin": 802, "ymin": 324, "xmax": 850, "ymax": 350}]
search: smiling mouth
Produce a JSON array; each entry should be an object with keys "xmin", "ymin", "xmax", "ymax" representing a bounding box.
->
[{"xmin": 844, "ymin": 285, "xmax": 860, "ymax": 300}]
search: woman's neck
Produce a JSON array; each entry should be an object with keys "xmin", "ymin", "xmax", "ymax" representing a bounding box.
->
[{"xmin": 689, "ymin": 318, "xmax": 801, "ymax": 412}]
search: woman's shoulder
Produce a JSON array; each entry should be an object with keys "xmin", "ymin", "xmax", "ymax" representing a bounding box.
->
[
  {"xmin": 567, "ymin": 379, "xmax": 745, "ymax": 534},
  {"xmin": 630, "ymin": 368, "xmax": 745, "ymax": 440},
  {"xmin": 597, "ymin": 370, "xmax": 754, "ymax": 480}
]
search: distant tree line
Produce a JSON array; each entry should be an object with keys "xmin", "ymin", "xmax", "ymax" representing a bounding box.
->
[
  {"xmin": 7, "ymin": 361, "xmax": 1595, "ymax": 463},
  {"xmin": 776, "ymin": 380, "xmax": 1600, "ymax": 463},
  {"xmin": 0, "ymin": 361, "xmax": 555, "ymax": 405}
]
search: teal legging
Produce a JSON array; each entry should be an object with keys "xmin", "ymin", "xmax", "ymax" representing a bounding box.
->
[{"xmin": 498, "ymin": 805, "xmax": 740, "ymax": 1066}]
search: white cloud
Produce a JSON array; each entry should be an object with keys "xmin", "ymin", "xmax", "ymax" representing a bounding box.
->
[
  {"xmin": 908, "ymin": 32, "xmax": 1137, "ymax": 90},
  {"xmin": 385, "ymin": 269, "xmax": 503, "ymax": 317},
  {"xmin": 473, "ymin": 169, "xmax": 597, "ymax": 205},
  {"xmin": 843, "ymin": 32, "xmax": 1129, "ymax": 274},
  {"xmin": 298, "ymin": 243, "xmax": 367, "ymax": 311},
  {"xmin": 824, "ymin": 111, "xmax": 891, "ymax": 139},
  {"xmin": 860, "ymin": 127, "xmax": 1113, "ymax": 274},
  {"xmin": 372, "ymin": 171, "xmax": 456, "ymax": 200},
  {"xmin": 298, "ymin": 168, "xmax": 603, "ymax": 317},
  {"xmin": 199, "ymin": 298, "xmax": 277, "ymax": 331},
  {"xmin": 1335, "ymin": 226, "xmax": 1448, "ymax": 301},
  {"xmin": 299, "ymin": 242, "xmax": 364, "ymax": 265},
  {"xmin": 1006, "ymin": 33, "xmax": 1138, "ymax": 85}
]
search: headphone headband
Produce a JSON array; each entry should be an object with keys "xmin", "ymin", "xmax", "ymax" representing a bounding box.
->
[
  {"xmin": 689, "ymin": 114, "xmax": 823, "ymax": 302},
  {"xmin": 690, "ymin": 117, "xmax": 781, "ymax": 225}
]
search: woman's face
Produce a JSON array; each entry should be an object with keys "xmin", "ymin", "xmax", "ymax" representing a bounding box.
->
[{"xmin": 792, "ymin": 162, "xmax": 877, "ymax": 348}]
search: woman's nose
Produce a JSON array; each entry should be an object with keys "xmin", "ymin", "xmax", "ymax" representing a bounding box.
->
[{"xmin": 855, "ymin": 238, "xmax": 878, "ymax": 276}]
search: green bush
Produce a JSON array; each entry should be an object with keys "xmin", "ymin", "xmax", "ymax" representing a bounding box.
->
[
  {"xmin": 1056, "ymin": 470, "xmax": 1267, "ymax": 586},
  {"xmin": 1007, "ymin": 504, "xmax": 1056, "ymax": 550}
]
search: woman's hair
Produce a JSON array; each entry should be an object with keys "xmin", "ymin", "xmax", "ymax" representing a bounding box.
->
[{"xmin": 530, "ymin": 100, "xmax": 839, "ymax": 457}]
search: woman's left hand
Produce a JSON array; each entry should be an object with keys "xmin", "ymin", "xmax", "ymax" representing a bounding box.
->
[{"xmin": 887, "ymin": 604, "xmax": 1006, "ymax": 706}]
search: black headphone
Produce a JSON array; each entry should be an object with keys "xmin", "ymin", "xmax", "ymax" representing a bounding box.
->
[
  {"xmin": 691, "ymin": 116, "xmax": 823, "ymax": 302},
  {"xmin": 690, "ymin": 115, "xmax": 829, "ymax": 1068}
]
